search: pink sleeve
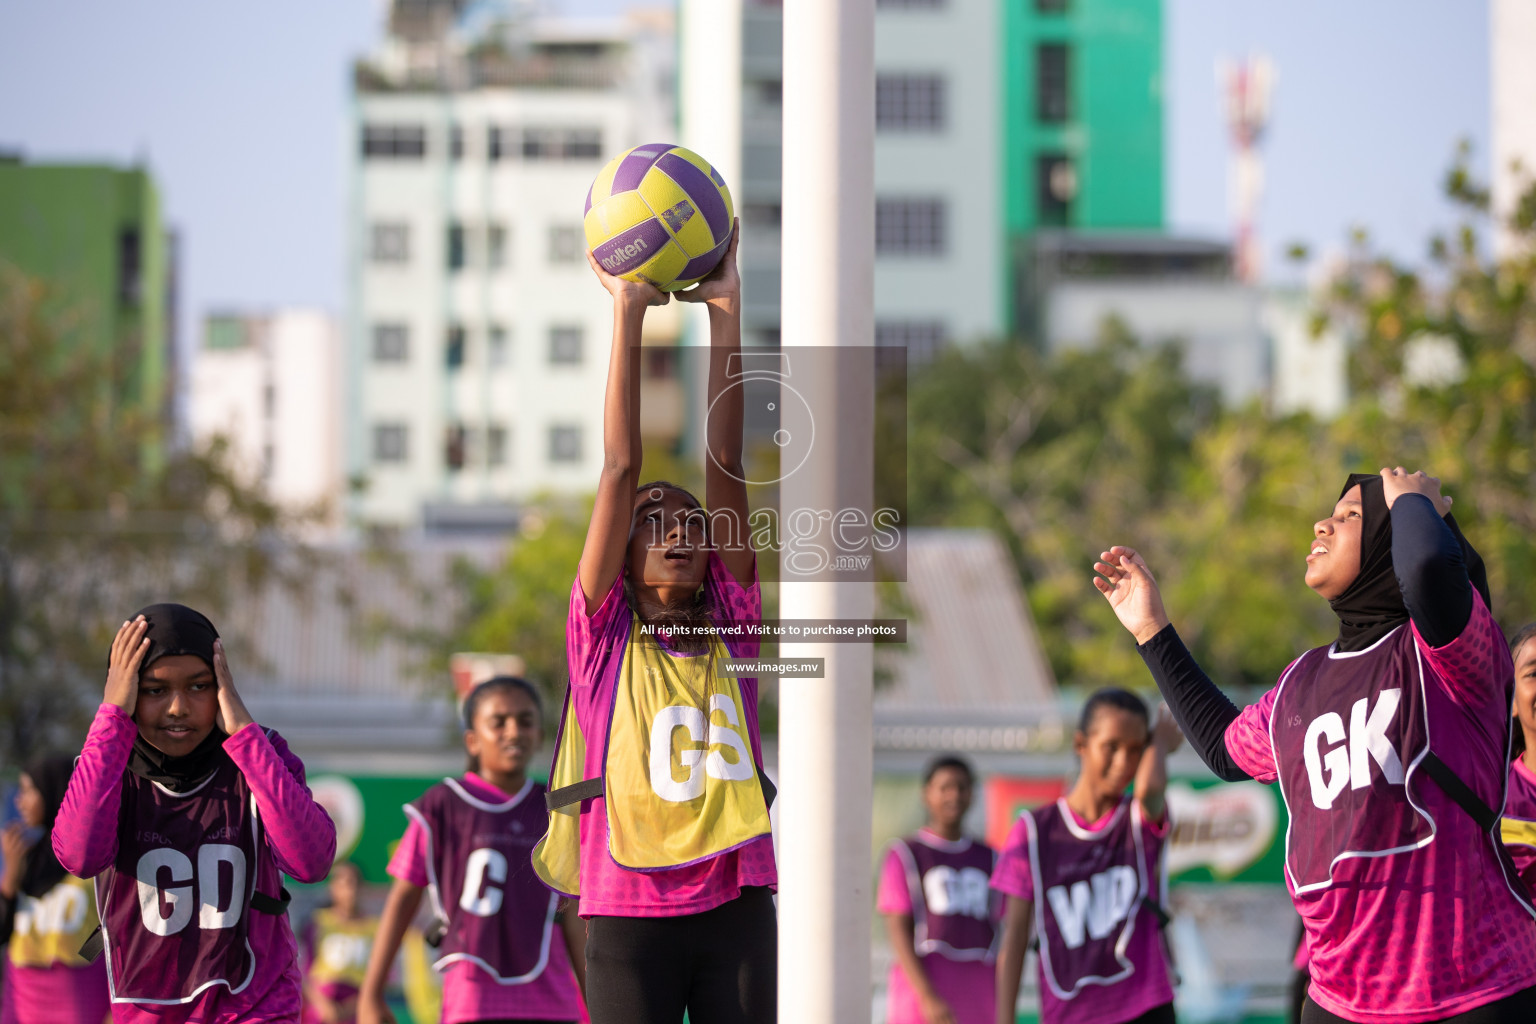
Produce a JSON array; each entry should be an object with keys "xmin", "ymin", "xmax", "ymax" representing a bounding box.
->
[
  {"xmin": 875, "ymin": 846, "xmax": 913, "ymax": 915},
  {"xmin": 1223, "ymin": 685, "xmax": 1282, "ymax": 783},
  {"xmin": 386, "ymin": 819, "xmax": 431, "ymax": 889},
  {"xmin": 989, "ymin": 817, "xmax": 1034, "ymax": 901},
  {"xmin": 52, "ymin": 704, "xmax": 136, "ymax": 878},
  {"xmin": 224, "ymin": 725, "xmax": 337, "ymax": 884},
  {"xmin": 566, "ymin": 574, "xmax": 628, "ymax": 687},
  {"xmin": 707, "ymin": 551, "xmax": 762, "ymax": 659},
  {"xmin": 1413, "ymin": 589, "xmax": 1513, "ymax": 713}
]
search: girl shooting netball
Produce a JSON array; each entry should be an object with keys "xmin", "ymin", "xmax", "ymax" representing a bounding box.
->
[
  {"xmin": 992, "ymin": 690, "xmax": 1182, "ymax": 1024},
  {"xmin": 1094, "ymin": 468, "xmax": 1536, "ymax": 1023},
  {"xmin": 53, "ymin": 603, "xmax": 337, "ymax": 1022},
  {"xmin": 531, "ymin": 219, "xmax": 778, "ymax": 1024}
]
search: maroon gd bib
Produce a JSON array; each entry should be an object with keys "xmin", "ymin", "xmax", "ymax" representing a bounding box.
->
[
  {"xmin": 889, "ymin": 833, "xmax": 998, "ymax": 962},
  {"xmin": 406, "ymin": 778, "xmax": 559, "ymax": 983},
  {"xmin": 1269, "ymin": 628, "xmax": 1434, "ymax": 894},
  {"xmin": 95, "ymin": 756, "xmax": 263, "ymax": 1003},
  {"xmin": 1023, "ymin": 796, "xmax": 1155, "ymax": 1001}
]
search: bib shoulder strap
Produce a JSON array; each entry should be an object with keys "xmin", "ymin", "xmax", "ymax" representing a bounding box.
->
[
  {"xmin": 546, "ymin": 777, "xmax": 604, "ymax": 810},
  {"xmin": 79, "ymin": 925, "xmax": 104, "ymax": 963},
  {"xmin": 1420, "ymin": 750, "xmax": 1499, "ymax": 833}
]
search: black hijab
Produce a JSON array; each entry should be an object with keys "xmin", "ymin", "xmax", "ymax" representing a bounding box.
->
[
  {"xmin": 1328, "ymin": 473, "xmax": 1491, "ymax": 652},
  {"xmin": 18, "ymin": 752, "xmax": 74, "ymax": 898},
  {"xmin": 123, "ymin": 603, "xmax": 230, "ymax": 792}
]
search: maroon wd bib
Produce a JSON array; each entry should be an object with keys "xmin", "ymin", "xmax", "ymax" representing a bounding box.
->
[
  {"xmin": 889, "ymin": 833, "xmax": 998, "ymax": 962},
  {"xmin": 406, "ymin": 778, "xmax": 559, "ymax": 983},
  {"xmin": 1023, "ymin": 796, "xmax": 1154, "ymax": 1001},
  {"xmin": 1270, "ymin": 627, "xmax": 1434, "ymax": 894},
  {"xmin": 95, "ymin": 755, "xmax": 263, "ymax": 1003}
]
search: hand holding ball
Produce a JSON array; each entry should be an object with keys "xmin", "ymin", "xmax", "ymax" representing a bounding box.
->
[{"xmin": 583, "ymin": 143, "xmax": 735, "ymax": 292}]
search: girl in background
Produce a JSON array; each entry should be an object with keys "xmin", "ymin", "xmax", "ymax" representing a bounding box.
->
[
  {"xmin": 1094, "ymin": 468, "xmax": 1536, "ymax": 1022},
  {"xmin": 531, "ymin": 222, "xmax": 777, "ymax": 1024},
  {"xmin": 0, "ymin": 752, "xmax": 110, "ymax": 1024},
  {"xmin": 357, "ymin": 677, "xmax": 585, "ymax": 1024},
  {"xmin": 302, "ymin": 862, "xmax": 376, "ymax": 1024},
  {"xmin": 1502, "ymin": 624, "xmax": 1536, "ymax": 896},
  {"xmin": 53, "ymin": 604, "xmax": 337, "ymax": 1022},
  {"xmin": 992, "ymin": 690, "xmax": 1182, "ymax": 1024},
  {"xmin": 879, "ymin": 755, "xmax": 998, "ymax": 1024}
]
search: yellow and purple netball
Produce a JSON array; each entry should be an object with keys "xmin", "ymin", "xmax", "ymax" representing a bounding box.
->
[{"xmin": 583, "ymin": 143, "xmax": 735, "ymax": 292}]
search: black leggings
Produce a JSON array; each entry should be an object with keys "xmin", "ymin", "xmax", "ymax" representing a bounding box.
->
[
  {"xmin": 585, "ymin": 886, "xmax": 777, "ymax": 1024},
  {"xmin": 1124, "ymin": 1003, "xmax": 1176, "ymax": 1024},
  {"xmin": 1301, "ymin": 985, "xmax": 1536, "ymax": 1024}
]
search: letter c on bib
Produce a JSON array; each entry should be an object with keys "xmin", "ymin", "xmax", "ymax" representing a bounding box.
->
[
  {"xmin": 136, "ymin": 848, "xmax": 195, "ymax": 936},
  {"xmin": 1304, "ymin": 712, "xmax": 1349, "ymax": 810},
  {"xmin": 460, "ymin": 848, "xmax": 508, "ymax": 917}
]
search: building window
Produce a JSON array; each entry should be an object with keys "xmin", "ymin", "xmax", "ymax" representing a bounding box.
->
[
  {"xmin": 487, "ymin": 423, "xmax": 509, "ymax": 466},
  {"xmin": 876, "ymin": 199, "xmax": 946, "ymax": 256},
  {"xmin": 117, "ymin": 228, "xmax": 142, "ymax": 307},
  {"xmin": 370, "ymin": 222, "xmax": 410, "ymax": 264},
  {"xmin": 446, "ymin": 324, "xmax": 467, "ymax": 370},
  {"xmin": 488, "ymin": 126, "xmax": 504, "ymax": 162},
  {"xmin": 447, "ymin": 222, "xmax": 467, "ymax": 271},
  {"xmin": 488, "ymin": 325, "xmax": 509, "ymax": 367},
  {"xmin": 548, "ymin": 424, "xmax": 583, "ymax": 464},
  {"xmin": 1036, "ymin": 43, "xmax": 1070, "ymax": 123},
  {"xmin": 755, "ymin": 79, "xmax": 783, "ymax": 107},
  {"xmin": 373, "ymin": 323, "xmax": 409, "ymax": 362},
  {"xmin": 548, "ymin": 225, "xmax": 583, "ymax": 264},
  {"xmin": 361, "ymin": 124, "xmax": 427, "ymax": 159},
  {"xmin": 445, "ymin": 423, "xmax": 469, "ymax": 472},
  {"xmin": 549, "ymin": 326, "xmax": 584, "ymax": 365},
  {"xmin": 743, "ymin": 203, "xmax": 782, "ymax": 229},
  {"xmin": 373, "ymin": 423, "xmax": 408, "ymax": 463},
  {"xmin": 450, "ymin": 123, "xmax": 465, "ymax": 161},
  {"xmin": 877, "ymin": 74, "xmax": 946, "ymax": 132},
  {"xmin": 876, "ymin": 320, "xmax": 948, "ymax": 365},
  {"xmin": 487, "ymin": 223, "xmax": 508, "ymax": 269},
  {"xmin": 522, "ymin": 127, "xmax": 604, "ymax": 160},
  {"xmin": 1036, "ymin": 154, "xmax": 1075, "ymax": 226}
]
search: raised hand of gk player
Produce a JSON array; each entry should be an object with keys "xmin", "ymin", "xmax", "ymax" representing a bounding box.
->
[
  {"xmin": 105, "ymin": 615, "xmax": 151, "ymax": 714},
  {"xmin": 586, "ymin": 248, "xmax": 669, "ymax": 309},
  {"xmin": 1092, "ymin": 546, "xmax": 1172, "ymax": 646},
  {"xmin": 1380, "ymin": 466, "xmax": 1452, "ymax": 515}
]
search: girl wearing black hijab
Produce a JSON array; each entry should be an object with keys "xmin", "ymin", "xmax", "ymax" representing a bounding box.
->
[
  {"xmin": 1093, "ymin": 468, "xmax": 1536, "ymax": 1024},
  {"xmin": 1, "ymin": 752, "xmax": 111, "ymax": 1023}
]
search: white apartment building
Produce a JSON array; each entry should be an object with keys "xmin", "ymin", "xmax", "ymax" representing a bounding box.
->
[
  {"xmin": 684, "ymin": 0, "xmax": 1006, "ymax": 360},
  {"xmin": 190, "ymin": 310, "xmax": 345, "ymax": 530},
  {"xmin": 349, "ymin": 3, "xmax": 680, "ymax": 527}
]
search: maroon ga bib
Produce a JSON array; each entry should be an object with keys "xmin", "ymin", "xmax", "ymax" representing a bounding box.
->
[
  {"xmin": 1269, "ymin": 628, "xmax": 1434, "ymax": 894},
  {"xmin": 889, "ymin": 834, "xmax": 998, "ymax": 962},
  {"xmin": 406, "ymin": 778, "xmax": 558, "ymax": 983},
  {"xmin": 95, "ymin": 757, "xmax": 262, "ymax": 1003},
  {"xmin": 1024, "ymin": 796, "xmax": 1154, "ymax": 1001}
]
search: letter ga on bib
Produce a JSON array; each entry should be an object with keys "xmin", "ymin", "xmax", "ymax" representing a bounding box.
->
[{"xmin": 534, "ymin": 617, "xmax": 771, "ymax": 894}]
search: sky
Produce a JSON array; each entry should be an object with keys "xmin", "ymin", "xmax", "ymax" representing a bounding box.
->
[{"xmin": 0, "ymin": 0, "xmax": 1490, "ymax": 350}]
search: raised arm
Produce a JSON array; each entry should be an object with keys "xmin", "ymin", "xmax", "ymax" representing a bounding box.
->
[
  {"xmin": 357, "ymin": 877, "xmax": 425, "ymax": 1024},
  {"xmin": 1381, "ymin": 469, "xmax": 1469, "ymax": 648},
  {"xmin": 1135, "ymin": 704, "xmax": 1184, "ymax": 823},
  {"xmin": 576, "ymin": 252, "xmax": 668, "ymax": 613},
  {"xmin": 679, "ymin": 223, "xmax": 752, "ymax": 585},
  {"xmin": 1093, "ymin": 547, "xmax": 1251, "ymax": 782}
]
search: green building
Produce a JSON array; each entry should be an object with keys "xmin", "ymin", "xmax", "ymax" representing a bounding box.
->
[{"xmin": 0, "ymin": 158, "xmax": 174, "ymax": 424}]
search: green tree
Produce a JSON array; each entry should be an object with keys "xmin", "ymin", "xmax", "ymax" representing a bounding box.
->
[{"xmin": 0, "ymin": 264, "xmax": 305, "ymax": 761}]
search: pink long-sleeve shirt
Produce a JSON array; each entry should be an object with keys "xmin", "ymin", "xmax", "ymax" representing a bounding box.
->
[{"xmin": 54, "ymin": 703, "xmax": 337, "ymax": 1024}]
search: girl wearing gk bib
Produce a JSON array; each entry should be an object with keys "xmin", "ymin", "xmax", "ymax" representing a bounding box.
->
[
  {"xmin": 357, "ymin": 677, "xmax": 585, "ymax": 1024},
  {"xmin": 301, "ymin": 862, "xmax": 377, "ymax": 1024},
  {"xmin": 532, "ymin": 222, "xmax": 776, "ymax": 1024},
  {"xmin": 1094, "ymin": 469, "xmax": 1536, "ymax": 1024},
  {"xmin": 992, "ymin": 690, "xmax": 1182, "ymax": 1024},
  {"xmin": 0, "ymin": 753, "xmax": 110, "ymax": 1024},
  {"xmin": 878, "ymin": 755, "xmax": 999, "ymax": 1024},
  {"xmin": 1501, "ymin": 624, "xmax": 1536, "ymax": 897},
  {"xmin": 53, "ymin": 604, "xmax": 338, "ymax": 1023}
]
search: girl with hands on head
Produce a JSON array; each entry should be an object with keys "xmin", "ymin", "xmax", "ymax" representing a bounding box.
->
[
  {"xmin": 52, "ymin": 603, "xmax": 337, "ymax": 1024},
  {"xmin": 531, "ymin": 219, "xmax": 778, "ymax": 1024},
  {"xmin": 1093, "ymin": 468, "xmax": 1536, "ymax": 1024},
  {"xmin": 992, "ymin": 692, "xmax": 1182, "ymax": 1024}
]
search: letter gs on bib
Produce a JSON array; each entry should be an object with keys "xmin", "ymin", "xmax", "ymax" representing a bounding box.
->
[{"xmin": 649, "ymin": 695, "xmax": 755, "ymax": 803}]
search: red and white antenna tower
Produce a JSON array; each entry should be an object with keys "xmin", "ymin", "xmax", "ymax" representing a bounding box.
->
[{"xmin": 1219, "ymin": 55, "xmax": 1275, "ymax": 283}]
